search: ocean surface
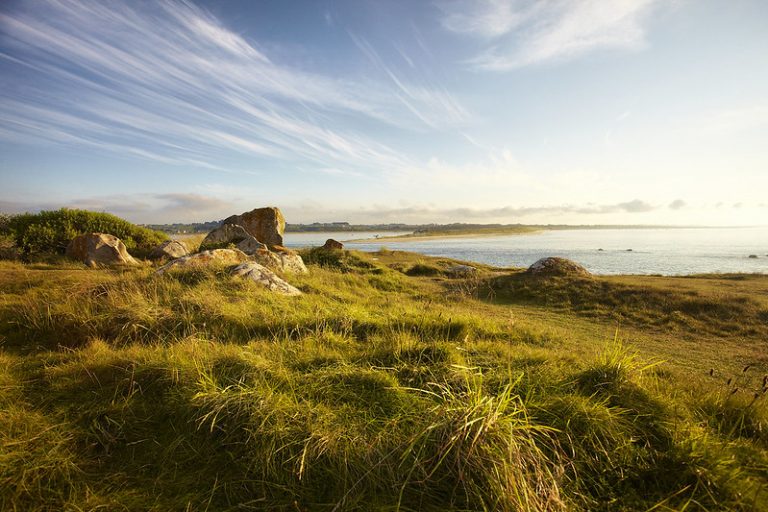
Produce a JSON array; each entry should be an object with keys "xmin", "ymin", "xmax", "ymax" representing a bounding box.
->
[{"xmin": 283, "ymin": 227, "xmax": 768, "ymax": 276}]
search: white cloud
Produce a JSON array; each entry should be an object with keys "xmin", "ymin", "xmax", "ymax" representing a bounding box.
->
[
  {"xmin": 438, "ymin": 0, "xmax": 533, "ymax": 38},
  {"xmin": 440, "ymin": 0, "xmax": 662, "ymax": 70},
  {"xmin": 695, "ymin": 104, "xmax": 768, "ymax": 134},
  {"xmin": 348, "ymin": 33, "xmax": 470, "ymax": 129},
  {"xmin": 0, "ymin": 0, "xmax": 465, "ymax": 173}
]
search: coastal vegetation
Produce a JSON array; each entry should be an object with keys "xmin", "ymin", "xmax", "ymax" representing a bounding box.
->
[
  {"xmin": 1, "ymin": 242, "xmax": 767, "ymax": 510},
  {"xmin": 2, "ymin": 209, "xmax": 167, "ymax": 259}
]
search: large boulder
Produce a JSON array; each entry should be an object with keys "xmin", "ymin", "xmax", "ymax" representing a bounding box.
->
[
  {"xmin": 148, "ymin": 240, "xmax": 189, "ymax": 260},
  {"xmin": 222, "ymin": 206, "xmax": 285, "ymax": 247},
  {"xmin": 231, "ymin": 261, "xmax": 302, "ymax": 296},
  {"xmin": 199, "ymin": 224, "xmax": 267, "ymax": 255},
  {"xmin": 252, "ymin": 247, "xmax": 308, "ymax": 274},
  {"xmin": 322, "ymin": 239, "xmax": 344, "ymax": 250},
  {"xmin": 155, "ymin": 249, "xmax": 248, "ymax": 274},
  {"xmin": 66, "ymin": 233, "xmax": 138, "ymax": 267},
  {"xmin": 527, "ymin": 257, "xmax": 591, "ymax": 278}
]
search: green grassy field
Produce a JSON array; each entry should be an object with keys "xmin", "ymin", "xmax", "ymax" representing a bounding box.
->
[{"xmin": 1, "ymin": 249, "xmax": 767, "ymax": 511}]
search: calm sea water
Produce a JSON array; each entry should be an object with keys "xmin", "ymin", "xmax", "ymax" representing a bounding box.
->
[{"xmin": 283, "ymin": 227, "xmax": 768, "ymax": 276}]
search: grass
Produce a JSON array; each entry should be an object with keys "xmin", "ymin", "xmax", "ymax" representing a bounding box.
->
[
  {"xmin": 489, "ymin": 271, "xmax": 768, "ymax": 338},
  {"xmin": 0, "ymin": 250, "xmax": 767, "ymax": 511}
]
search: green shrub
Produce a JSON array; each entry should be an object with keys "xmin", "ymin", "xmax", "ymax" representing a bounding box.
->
[
  {"xmin": 300, "ymin": 247, "xmax": 382, "ymax": 273},
  {"xmin": 405, "ymin": 263, "xmax": 443, "ymax": 276},
  {"xmin": 7, "ymin": 209, "xmax": 167, "ymax": 258}
]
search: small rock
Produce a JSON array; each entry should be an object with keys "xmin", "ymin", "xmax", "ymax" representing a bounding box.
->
[
  {"xmin": 155, "ymin": 249, "xmax": 248, "ymax": 274},
  {"xmin": 278, "ymin": 251, "xmax": 308, "ymax": 274},
  {"xmin": 527, "ymin": 257, "xmax": 591, "ymax": 277},
  {"xmin": 322, "ymin": 239, "xmax": 344, "ymax": 250},
  {"xmin": 626, "ymin": 249, "xmax": 633, "ymax": 252},
  {"xmin": 748, "ymin": 254, "xmax": 758, "ymax": 259},
  {"xmin": 446, "ymin": 264, "xmax": 477, "ymax": 277},
  {"xmin": 231, "ymin": 261, "xmax": 302, "ymax": 296},
  {"xmin": 66, "ymin": 233, "xmax": 138, "ymax": 267},
  {"xmin": 597, "ymin": 248, "xmax": 604, "ymax": 251},
  {"xmin": 149, "ymin": 240, "xmax": 189, "ymax": 260}
]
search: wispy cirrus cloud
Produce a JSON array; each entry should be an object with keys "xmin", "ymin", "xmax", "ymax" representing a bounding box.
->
[
  {"xmin": 0, "ymin": 0, "xmax": 467, "ymax": 173},
  {"xmin": 348, "ymin": 32, "xmax": 469, "ymax": 129},
  {"xmin": 438, "ymin": 0, "xmax": 532, "ymax": 38},
  {"xmin": 439, "ymin": 0, "xmax": 663, "ymax": 70}
]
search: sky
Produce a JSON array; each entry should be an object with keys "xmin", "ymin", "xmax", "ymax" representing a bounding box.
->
[{"xmin": 1, "ymin": 0, "xmax": 767, "ymax": 226}]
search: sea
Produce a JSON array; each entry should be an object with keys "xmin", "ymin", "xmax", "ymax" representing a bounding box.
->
[{"xmin": 283, "ymin": 227, "xmax": 768, "ymax": 276}]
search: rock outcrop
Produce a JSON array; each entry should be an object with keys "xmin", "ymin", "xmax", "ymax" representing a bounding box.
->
[
  {"xmin": 222, "ymin": 206, "xmax": 285, "ymax": 247},
  {"xmin": 66, "ymin": 233, "xmax": 138, "ymax": 267},
  {"xmin": 527, "ymin": 257, "xmax": 591, "ymax": 277},
  {"xmin": 198, "ymin": 207, "xmax": 307, "ymax": 274},
  {"xmin": 231, "ymin": 261, "xmax": 302, "ymax": 296},
  {"xmin": 155, "ymin": 249, "xmax": 248, "ymax": 274},
  {"xmin": 149, "ymin": 240, "xmax": 189, "ymax": 260},
  {"xmin": 199, "ymin": 224, "xmax": 267, "ymax": 255},
  {"xmin": 322, "ymin": 239, "xmax": 344, "ymax": 250},
  {"xmin": 252, "ymin": 247, "xmax": 308, "ymax": 274}
]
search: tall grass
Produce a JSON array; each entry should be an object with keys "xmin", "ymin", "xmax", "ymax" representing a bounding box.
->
[{"xmin": 1, "ymin": 254, "xmax": 767, "ymax": 510}]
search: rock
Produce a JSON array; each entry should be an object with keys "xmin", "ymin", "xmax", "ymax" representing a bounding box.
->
[
  {"xmin": 236, "ymin": 235, "xmax": 268, "ymax": 255},
  {"xmin": 252, "ymin": 247, "xmax": 308, "ymax": 274},
  {"xmin": 251, "ymin": 248, "xmax": 282, "ymax": 270},
  {"xmin": 201, "ymin": 223, "xmax": 250, "ymax": 245},
  {"xmin": 66, "ymin": 233, "xmax": 138, "ymax": 267},
  {"xmin": 200, "ymin": 224, "xmax": 244, "ymax": 247},
  {"xmin": 446, "ymin": 264, "xmax": 477, "ymax": 277},
  {"xmin": 274, "ymin": 247, "xmax": 308, "ymax": 274},
  {"xmin": 155, "ymin": 249, "xmax": 248, "ymax": 274},
  {"xmin": 231, "ymin": 261, "xmax": 302, "ymax": 296},
  {"xmin": 222, "ymin": 206, "xmax": 285, "ymax": 247},
  {"xmin": 322, "ymin": 239, "xmax": 344, "ymax": 250},
  {"xmin": 527, "ymin": 257, "xmax": 591, "ymax": 278},
  {"xmin": 748, "ymin": 254, "xmax": 758, "ymax": 259},
  {"xmin": 149, "ymin": 240, "xmax": 189, "ymax": 260},
  {"xmin": 200, "ymin": 224, "xmax": 268, "ymax": 255}
]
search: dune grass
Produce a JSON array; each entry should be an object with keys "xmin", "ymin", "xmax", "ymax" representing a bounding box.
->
[{"xmin": 1, "ymin": 251, "xmax": 767, "ymax": 511}]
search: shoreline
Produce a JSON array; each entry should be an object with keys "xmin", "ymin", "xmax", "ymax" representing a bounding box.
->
[{"xmin": 347, "ymin": 229, "xmax": 543, "ymax": 243}]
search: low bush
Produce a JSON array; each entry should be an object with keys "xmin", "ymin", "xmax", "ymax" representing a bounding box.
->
[
  {"xmin": 405, "ymin": 263, "xmax": 443, "ymax": 276},
  {"xmin": 300, "ymin": 247, "xmax": 383, "ymax": 273}
]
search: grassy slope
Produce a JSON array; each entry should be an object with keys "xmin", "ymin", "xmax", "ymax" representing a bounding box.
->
[{"xmin": 1, "ymin": 250, "xmax": 767, "ymax": 511}]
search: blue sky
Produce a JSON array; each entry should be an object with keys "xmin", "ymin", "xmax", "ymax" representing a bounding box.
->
[{"xmin": 1, "ymin": 0, "xmax": 767, "ymax": 225}]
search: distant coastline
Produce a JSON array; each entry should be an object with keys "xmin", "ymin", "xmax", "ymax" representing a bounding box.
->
[
  {"xmin": 146, "ymin": 220, "xmax": 713, "ymax": 236},
  {"xmin": 346, "ymin": 223, "xmax": 713, "ymax": 243}
]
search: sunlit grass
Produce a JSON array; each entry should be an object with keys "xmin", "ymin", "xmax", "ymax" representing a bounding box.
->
[{"xmin": 1, "ymin": 252, "xmax": 767, "ymax": 510}]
